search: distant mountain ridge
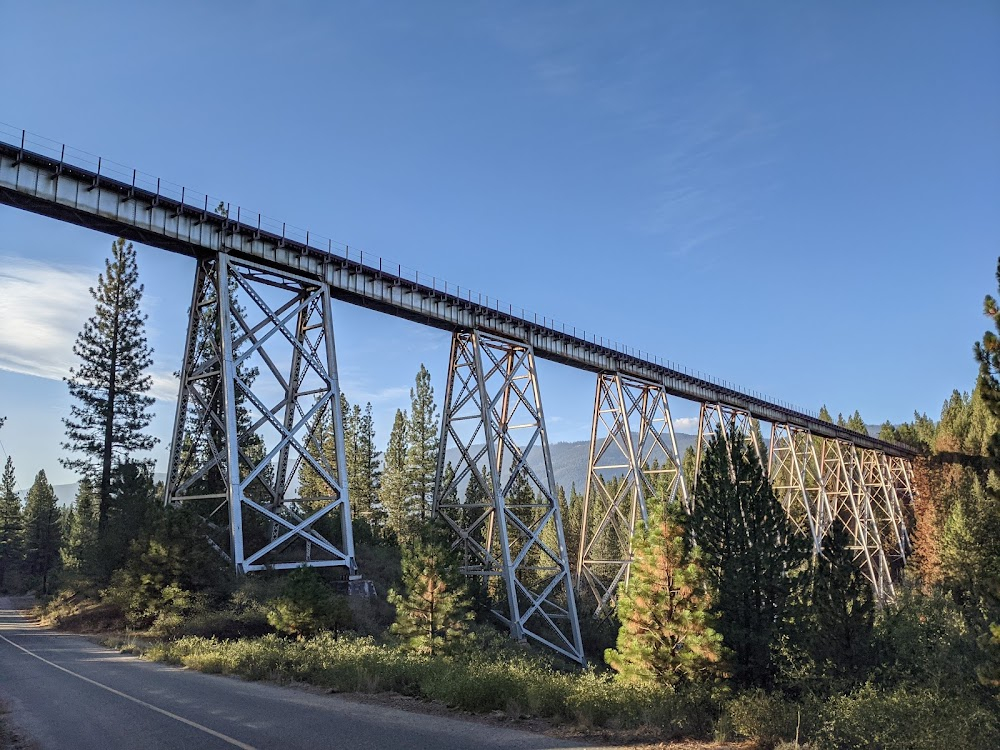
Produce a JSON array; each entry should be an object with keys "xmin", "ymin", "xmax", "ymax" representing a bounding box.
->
[
  {"xmin": 443, "ymin": 433, "xmax": 699, "ymax": 496},
  {"xmin": 23, "ymin": 434, "xmax": 701, "ymax": 507},
  {"xmin": 18, "ymin": 473, "xmax": 169, "ymax": 507},
  {"xmin": 23, "ymin": 425, "xmax": 882, "ymax": 507}
]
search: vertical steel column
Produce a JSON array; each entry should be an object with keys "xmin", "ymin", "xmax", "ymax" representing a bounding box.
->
[
  {"xmin": 576, "ymin": 372, "xmax": 686, "ymax": 616},
  {"xmin": 165, "ymin": 254, "xmax": 357, "ymax": 574},
  {"xmin": 434, "ymin": 330, "xmax": 584, "ymax": 664}
]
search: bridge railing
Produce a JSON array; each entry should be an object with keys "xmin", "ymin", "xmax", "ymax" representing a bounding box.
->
[{"xmin": 1, "ymin": 121, "xmax": 907, "ymax": 444}]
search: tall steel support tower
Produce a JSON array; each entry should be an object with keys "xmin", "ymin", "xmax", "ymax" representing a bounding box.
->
[
  {"xmin": 768, "ymin": 423, "xmax": 833, "ymax": 555},
  {"xmin": 576, "ymin": 372, "xmax": 687, "ymax": 616},
  {"xmin": 165, "ymin": 254, "xmax": 357, "ymax": 574},
  {"xmin": 818, "ymin": 440, "xmax": 894, "ymax": 599},
  {"xmin": 694, "ymin": 402, "xmax": 764, "ymax": 489},
  {"xmin": 860, "ymin": 449, "xmax": 910, "ymax": 568},
  {"xmin": 433, "ymin": 330, "xmax": 584, "ymax": 664}
]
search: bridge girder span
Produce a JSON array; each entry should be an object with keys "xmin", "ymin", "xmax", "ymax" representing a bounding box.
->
[{"xmin": 0, "ymin": 127, "xmax": 922, "ymax": 655}]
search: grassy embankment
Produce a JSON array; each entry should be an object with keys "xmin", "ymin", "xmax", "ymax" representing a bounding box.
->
[{"xmin": 37, "ymin": 590, "xmax": 1000, "ymax": 750}]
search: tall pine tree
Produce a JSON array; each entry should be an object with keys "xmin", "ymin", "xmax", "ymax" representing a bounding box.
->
[
  {"xmin": 60, "ymin": 478, "xmax": 99, "ymax": 578},
  {"xmin": 691, "ymin": 427, "xmax": 808, "ymax": 688},
  {"xmin": 846, "ymin": 410, "xmax": 868, "ymax": 435},
  {"xmin": 62, "ymin": 238, "xmax": 156, "ymax": 534},
  {"xmin": 0, "ymin": 457, "xmax": 22, "ymax": 591},
  {"xmin": 381, "ymin": 409, "xmax": 410, "ymax": 540},
  {"xmin": 407, "ymin": 365, "xmax": 439, "ymax": 523},
  {"xmin": 23, "ymin": 470, "xmax": 61, "ymax": 595},
  {"xmin": 355, "ymin": 402, "xmax": 383, "ymax": 532},
  {"xmin": 605, "ymin": 501, "xmax": 722, "ymax": 685}
]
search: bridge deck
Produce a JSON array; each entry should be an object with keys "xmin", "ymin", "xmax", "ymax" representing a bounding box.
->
[{"xmin": 0, "ymin": 132, "xmax": 915, "ymax": 458}]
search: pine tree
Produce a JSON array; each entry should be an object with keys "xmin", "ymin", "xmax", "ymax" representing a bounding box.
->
[
  {"xmin": 60, "ymin": 478, "xmax": 99, "ymax": 577},
  {"xmin": 846, "ymin": 410, "xmax": 867, "ymax": 434},
  {"xmin": 23, "ymin": 470, "xmax": 62, "ymax": 594},
  {"xmin": 795, "ymin": 520, "xmax": 876, "ymax": 689},
  {"xmin": 0, "ymin": 457, "xmax": 22, "ymax": 591},
  {"xmin": 98, "ymin": 460, "xmax": 159, "ymax": 581},
  {"xmin": 388, "ymin": 535, "xmax": 475, "ymax": 656},
  {"xmin": 266, "ymin": 566, "xmax": 353, "ymax": 639},
  {"xmin": 407, "ymin": 365, "xmax": 439, "ymax": 523},
  {"xmin": 563, "ymin": 483, "xmax": 584, "ymax": 566},
  {"xmin": 61, "ymin": 238, "xmax": 156, "ymax": 534},
  {"xmin": 939, "ymin": 472, "xmax": 1000, "ymax": 607},
  {"xmin": 978, "ymin": 623, "xmax": 1000, "ymax": 699},
  {"xmin": 352, "ymin": 402, "xmax": 383, "ymax": 534},
  {"xmin": 964, "ymin": 260, "xmax": 1000, "ymax": 608},
  {"xmin": 818, "ymin": 405, "xmax": 833, "ymax": 423},
  {"xmin": 381, "ymin": 409, "xmax": 410, "ymax": 541},
  {"xmin": 691, "ymin": 427, "xmax": 808, "ymax": 688},
  {"xmin": 342, "ymin": 393, "xmax": 361, "ymax": 502},
  {"xmin": 681, "ymin": 446, "xmax": 698, "ymax": 497},
  {"xmin": 298, "ymin": 400, "xmax": 339, "ymax": 510},
  {"xmin": 605, "ymin": 501, "xmax": 722, "ymax": 685}
]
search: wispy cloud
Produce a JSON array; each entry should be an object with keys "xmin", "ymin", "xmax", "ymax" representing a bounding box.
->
[
  {"xmin": 342, "ymin": 384, "xmax": 410, "ymax": 406},
  {"xmin": 483, "ymin": 5, "xmax": 782, "ymax": 261},
  {"xmin": 0, "ymin": 256, "xmax": 177, "ymax": 400},
  {"xmin": 673, "ymin": 417, "xmax": 699, "ymax": 433}
]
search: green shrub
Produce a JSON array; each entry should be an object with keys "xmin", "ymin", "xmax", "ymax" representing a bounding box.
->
[
  {"xmin": 140, "ymin": 633, "xmax": 719, "ymax": 736},
  {"xmin": 266, "ymin": 567, "xmax": 353, "ymax": 639},
  {"xmin": 815, "ymin": 684, "xmax": 1000, "ymax": 750},
  {"xmin": 716, "ymin": 689, "xmax": 814, "ymax": 745}
]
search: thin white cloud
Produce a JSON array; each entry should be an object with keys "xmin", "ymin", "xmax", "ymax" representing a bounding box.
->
[
  {"xmin": 673, "ymin": 417, "xmax": 699, "ymax": 433},
  {"xmin": 0, "ymin": 256, "xmax": 176, "ymax": 401},
  {"xmin": 342, "ymin": 385, "xmax": 410, "ymax": 406}
]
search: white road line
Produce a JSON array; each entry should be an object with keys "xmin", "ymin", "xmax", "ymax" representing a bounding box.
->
[{"xmin": 0, "ymin": 632, "xmax": 258, "ymax": 750}]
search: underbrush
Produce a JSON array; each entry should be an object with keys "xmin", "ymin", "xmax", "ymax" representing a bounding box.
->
[
  {"xmin": 145, "ymin": 633, "xmax": 719, "ymax": 737},
  {"xmin": 36, "ymin": 589, "xmax": 125, "ymax": 632},
  {"xmin": 137, "ymin": 632, "xmax": 1000, "ymax": 749}
]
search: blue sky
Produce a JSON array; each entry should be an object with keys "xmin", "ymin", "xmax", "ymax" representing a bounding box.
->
[{"xmin": 0, "ymin": 1, "xmax": 998, "ymax": 488}]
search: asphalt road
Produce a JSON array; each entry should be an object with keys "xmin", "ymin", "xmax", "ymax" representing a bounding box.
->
[{"xmin": 0, "ymin": 598, "xmax": 595, "ymax": 750}]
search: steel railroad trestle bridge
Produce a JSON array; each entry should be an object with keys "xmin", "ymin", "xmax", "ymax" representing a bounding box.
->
[{"xmin": 0, "ymin": 128, "xmax": 916, "ymax": 664}]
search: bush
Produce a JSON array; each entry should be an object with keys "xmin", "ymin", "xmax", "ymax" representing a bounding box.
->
[
  {"xmin": 141, "ymin": 632, "xmax": 719, "ymax": 737},
  {"xmin": 716, "ymin": 689, "xmax": 815, "ymax": 745},
  {"xmin": 815, "ymin": 684, "xmax": 1000, "ymax": 750},
  {"xmin": 266, "ymin": 567, "xmax": 353, "ymax": 639}
]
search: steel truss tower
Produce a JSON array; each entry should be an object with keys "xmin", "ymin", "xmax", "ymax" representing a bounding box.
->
[
  {"xmin": 697, "ymin": 407, "xmax": 911, "ymax": 601},
  {"xmin": 433, "ymin": 330, "xmax": 585, "ymax": 664},
  {"xmin": 818, "ymin": 440, "xmax": 895, "ymax": 599},
  {"xmin": 694, "ymin": 403, "xmax": 764, "ymax": 489},
  {"xmin": 576, "ymin": 372, "xmax": 687, "ymax": 616},
  {"xmin": 165, "ymin": 254, "xmax": 357, "ymax": 574},
  {"xmin": 768, "ymin": 423, "xmax": 833, "ymax": 555}
]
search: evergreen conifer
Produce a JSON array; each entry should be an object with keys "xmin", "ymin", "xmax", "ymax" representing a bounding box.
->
[
  {"xmin": 61, "ymin": 238, "xmax": 156, "ymax": 534},
  {"xmin": 23, "ymin": 470, "xmax": 61, "ymax": 594},
  {"xmin": 0, "ymin": 457, "xmax": 22, "ymax": 591},
  {"xmin": 605, "ymin": 501, "xmax": 722, "ymax": 685},
  {"xmin": 691, "ymin": 427, "xmax": 808, "ymax": 688},
  {"xmin": 407, "ymin": 365, "xmax": 439, "ymax": 522},
  {"xmin": 388, "ymin": 535, "xmax": 474, "ymax": 657},
  {"xmin": 381, "ymin": 409, "xmax": 410, "ymax": 540}
]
